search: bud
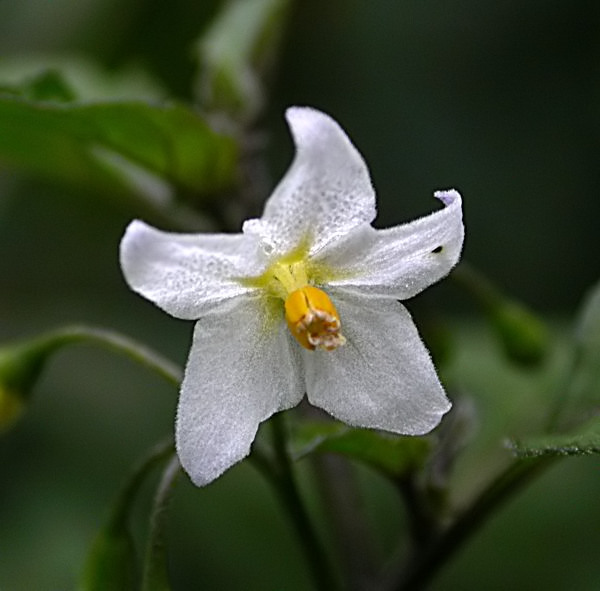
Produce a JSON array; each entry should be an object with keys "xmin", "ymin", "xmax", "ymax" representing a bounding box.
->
[
  {"xmin": 0, "ymin": 338, "xmax": 51, "ymax": 431},
  {"xmin": 490, "ymin": 299, "xmax": 549, "ymax": 367},
  {"xmin": 452, "ymin": 263, "xmax": 549, "ymax": 368}
]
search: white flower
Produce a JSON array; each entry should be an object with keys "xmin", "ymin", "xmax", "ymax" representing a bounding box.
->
[{"xmin": 120, "ymin": 107, "xmax": 464, "ymax": 486}]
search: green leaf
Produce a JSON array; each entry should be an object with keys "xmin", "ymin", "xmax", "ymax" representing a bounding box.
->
[
  {"xmin": 194, "ymin": 0, "xmax": 290, "ymax": 121},
  {"xmin": 0, "ymin": 95, "xmax": 238, "ymax": 198},
  {"xmin": 567, "ymin": 280, "xmax": 600, "ymax": 414},
  {"xmin": 292, "ymin": 421, "xmax": 431, "ymax": 477},
  {"xmin": 512, "ymin": 417, "xmax": 600, "ymax": 458},
  {"xmin": 80, "ymin": 440, "xmax": 174, "ymax": 591},
  {"xmin": 79, "ymin": 523, "xmax": 137, "ymax": 591},
  {"xmin": 2, "ymin": 69, "xmax": 77, "ymax": 102},
  {"xmin": 546, "ymin": 278, "xmax": 600, "ymax": 432},
  {"xmin": 452, "ymin": 263, "xmax": 550, "ymax": 367},
  {"xmin": 141, "ymin": 456, "xmax": 181, "ymax": 591},
  {"xmin": 0, "ymin": 54, "xmax": 166, "ymax": 101}
]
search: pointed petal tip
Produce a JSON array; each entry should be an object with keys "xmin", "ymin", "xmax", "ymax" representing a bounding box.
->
[
  {"xmin": 284, "ymin": 105, "xmax": 324, "ymax": 122},
  {"xmin": 120, "ymin": 219, "xmax": 152, "ymax": 260},
  {"xmin": 395, "ymin": 396, "xmax": 453, "ymax": 436},
  {"xmin": 176, "ymin": 452, "xmax": 236, "ymax": 488},
  {"xmin": 284, "ymin": 106, "xmax": 335, "ymax": 140},
  {"xmin": 177, "ymin": 450, "xmax": 238, "ymax": 488},
  {"xmin": 434, "ymin": 188, "xmax": 462, "ymax": 207}
]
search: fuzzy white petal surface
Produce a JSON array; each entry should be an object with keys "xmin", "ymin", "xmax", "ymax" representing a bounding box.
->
[
  {"xmin": 320, "ymin": 189, "xmax": 463, "ymax": 300},
  {"xmin": 305, "ymin": 291, "xmax": 451, "ymax": 435},
  {"xmin": 120, "ymin": 220, "xmax": 266, "ymax": 320},
  {"xmin": 243, "ymin": 107, "xmax": 376, "ymax": 257},
  {"xmin": 176, "ymin": 296, "xmax": 304, "ymax": 486}
]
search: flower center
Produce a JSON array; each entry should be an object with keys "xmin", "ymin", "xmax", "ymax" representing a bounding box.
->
[
  {"xmin": 251, "ymin": 258, "xmax": 346, "ymax": 351},
  {"xmin": 284, "ymin": 286, "xmax": 346, "ymax": 351}
]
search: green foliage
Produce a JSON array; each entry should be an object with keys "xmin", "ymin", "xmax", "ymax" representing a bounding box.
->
[
  {"xmin": 194, "ymin": 0, "xmax": 290, "ymax": 122},
  {"xmin": 452, "ymin": 263, "xmax": 550, "ymax": 368},
  {"xmin": 560, "ymin": 279, "xmax": 600, "ymax": 426},
  {"xmin": 0, "ymin": 94, "xmax": 238, "ymax": 202},
  {"xmin": 79, "ymin": 523, "xmax": 137, "ymax": 591},
  {"xmin": 489, "ymin": 298, "xmax": 550, "ymax": 367},
  {"xmin": 0, "ymin": 336, "xmax": 56, "ymax": 430},
  {"xmin": 1, "ymin": 69, "xmax": 77, "ymax": 102},
  {"xmin": 513, "ymin": 280, "xmax": 600, "ymax": 458},
  {"xmin": 141, "ymin": 457, "xmax": 181, "ymax": 591},
  {"xmin": 292, "ymin": 421, "xmax": 431, "ymax": 478},
  {"xmin": 0, "ymin": 55, "xmax": 167, "ymax": 101},
  {"xmin": 80, "ymin": 442, "xmax": 175, "ymax": 591},
  {"xmin": 513, "ymin": 418, "xmax": 600, "ymax": 457}
]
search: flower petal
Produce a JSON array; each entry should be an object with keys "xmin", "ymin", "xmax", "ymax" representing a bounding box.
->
[
  {"xmin": 321, "ymin": 189, "xmax": 463, "ymax": 300},
  {"xmin": 305, "ymin": 292, "xmax": 451, "ymax": 435},
  {"xmin": 243, "ymin": 107, "xmax": 376, "ymax": 257},
  {"xmin": 176, "ymin": 296, "xmax": 304, "ymax": 486},
  {"xmin": 120, "ymin": 220, "xmax": 265, "ymax": 320}
]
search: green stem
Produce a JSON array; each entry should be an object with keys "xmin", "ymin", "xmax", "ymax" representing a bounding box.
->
[
  {"xmin": 392, "ymin": 455, "xmax": 557, "ymax": 590},
  {"xmin": 256, "ymin": 413, "xmax": 338, "ymax": 591},
  {"xmin": 312, "ymin": 454, "xmax": 377, "ymax": 590},
  {"xmin": 80, "ymin": 439, "xmax": 175, "ymax": 590},
  {"xmin": 109, "ymin": 439, "xmax": 177, "ymax": 530},
  {"xmin": 451, "ymin": 262, "xmax": 501, "ymax": 311},
  {"xmin": 42, "ymin": 324, "xmax": 183, "ymax": 386},
  {"xmin": 142, "ymin": 454, "xmax": 182, "ymax": 591},
  {"xmin": 396, "ymin": 475, "xmax": 440, "ymax": 551}
]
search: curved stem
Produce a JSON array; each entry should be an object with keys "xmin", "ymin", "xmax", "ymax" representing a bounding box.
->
[
  {"xmin": 80, "ymin": 439, "xmax": 175, "ymax": 590},
  {"xmin": 110, "ymin": 439, "xmax": 177, "ymax": 530},
  {"xmin": 312, "ymin": 454, "xmax": 377, "ymax": 590},
  {"xmin": 142, "ymin": 454, "xmax": 182, "ymax": 591},
  {"xmin": 42, "ymin": 324, "xmax": 183, "ymax": 386},
  {"xmin": 391, "ymin": 455, "xmax": 557, "ymax": 590},
  {"xmin": 255, "ymin": 413, "xmax": 338, "ymax": 591}
]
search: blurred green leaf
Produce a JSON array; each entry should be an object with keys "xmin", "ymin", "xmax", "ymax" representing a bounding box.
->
[
  {"xmin": 452, "ymin": 263, "xmax": 550, "ymax": 368},
  {"xmin": 141, "ymin": 456, "xmax": 181, "ymax": 591},
  {"xmin": 194, "ymin": 0, "xmax": 290, "ymax": 122},
  {"xmin": 547, "ymin": 278, "xmax": 600, "ymax": 432},
  {"xmin": 80, "ymin": 523, "xmax": 137, "ymax": 591},
  {"xmin": 292, "ymin": 422, "xmax": 431, "ymax": 477},
  {"xmin": 513, "ymin": 418, "xmax": 600, "ymax": 458},
  {"xmin": 0, "ymin": 69, "xmax": 76, "ymax": 102},
  {"xmin": 0, "ymin": 54, "xmax": 166, "ymax": 101},
  {"xmin": 489, "ymin": 299, "xmax": 550, "ymax": 367},
  {"xmin": 514, "ymin": 280, "xmax": 600, "ymax": 456},
  {"xmin": 80, "ymin": 441, "xmax": 174, "ymax": 591},
  {"xmin": 0, "ymin": 95, "xmax": 238, "ymax": 198},
  {"xmin": 567, "ymin": 280, "xmax": 600, "ymax": 414}
]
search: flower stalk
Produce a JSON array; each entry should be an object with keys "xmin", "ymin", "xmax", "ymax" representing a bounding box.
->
[
  {"xmin": 254, "ymin": 413, "xmax": 339, "ymax": 591},
  {"xmin": 390, "ymin": 454, "xmax": 557, "ymax": 590}
]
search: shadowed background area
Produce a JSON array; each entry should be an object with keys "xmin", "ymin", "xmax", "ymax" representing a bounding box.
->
[{"xmin": 1, "ymin": 1, "xmax": 599, "ymax": 589}]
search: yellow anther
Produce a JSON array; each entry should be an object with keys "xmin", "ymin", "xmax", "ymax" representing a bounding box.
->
[{"xmin": 284, "ymin": 286, "xmax": 346, "ymax": 351}]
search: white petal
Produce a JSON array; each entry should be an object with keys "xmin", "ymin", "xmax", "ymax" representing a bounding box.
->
[
  {"xmin": 321, "ymin": 189, "xmax": 464, "ymax": 300},
  {"xmin": 243, "ymin": 107, "xmax": 376, "ymax": 257},
  {"xmin": 305, "ymin": 292, "xmax": 451, "ymax": 435},
  {"xmin": 176, "ymin": 296, "xmax": 304, "ymax": 486},
  {"xmin": 120, "ymin": 220, "xmax": 266, "ymax": 320}
]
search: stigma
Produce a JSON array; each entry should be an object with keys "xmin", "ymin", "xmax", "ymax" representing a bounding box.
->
[{"xmin": 284, "ymin": 286, "xmax": 346, "ymax": 351}]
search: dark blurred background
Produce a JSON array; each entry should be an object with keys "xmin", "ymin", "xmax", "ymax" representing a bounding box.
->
[{"xmin": 1, "ymin": 1, "xmax": 599, "ymax": 590}]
